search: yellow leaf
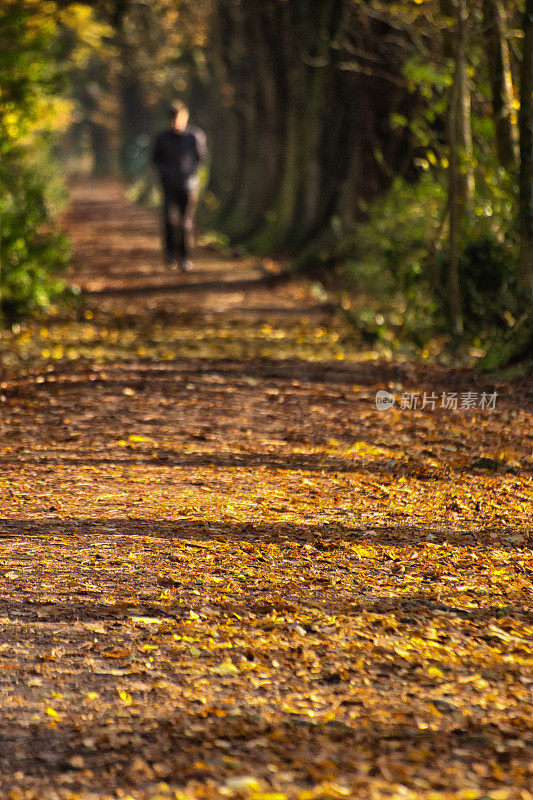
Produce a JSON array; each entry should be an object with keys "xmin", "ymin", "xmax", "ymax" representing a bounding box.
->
[
  {"xmin": 226, "ymin": 777, "xmax": 261, "ymax": 792},
  {"xmin": 214, "ymin": 660, "xmax": 239, "ymax": 675},
  {"xmin": 352, "ymin": 546, "xmax": 374, "ymax": 558},
  {"xmin": 118, "ymin": 690, "xmax": 132, "ymax": 704},
  {"xmin": 349, "ymin": 441, "xmax": 384, "ymax": 455},
  {"xmin": 251, "ymin": 794, "xmax": 287, "ymax": 800},
  {"xmin": 428, "ymin": 666, "xmax": 444, "ymax": 678},
  {"xmin": 46, "ymin": 707, "xmax": 61, "ymax": 720}
]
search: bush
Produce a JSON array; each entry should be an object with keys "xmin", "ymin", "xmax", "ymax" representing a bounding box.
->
[
  {"xmin": 459, "ymin": 236, "xmax": 517, "ymax": 331},
  {"xmin": 0, "ymin": 1, "xmax": 105, "ymax": 324},
  {"xmin": 332, "ymin": 174, "xmax": 447, "ymax": 346},
  {"xmin": 0, "ymin": 147, "xmax": 72, "ymax": 321}
]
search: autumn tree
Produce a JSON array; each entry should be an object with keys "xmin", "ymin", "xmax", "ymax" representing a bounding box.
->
[
  {"xmin": 519, "ymin": 0, "xmax": 533, "ymax": 298},
  {"xmin": 484, "ymin": 0, "xmax": 519, "ymax": 169},
  {"xmin": 0, "ymin": 0, "xmax": 106, "ymax": 320}
]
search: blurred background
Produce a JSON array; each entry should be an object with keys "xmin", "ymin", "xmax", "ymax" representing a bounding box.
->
[{"xmin": 0, "ymin": 0, "xmax": 531, "ymax": 366}]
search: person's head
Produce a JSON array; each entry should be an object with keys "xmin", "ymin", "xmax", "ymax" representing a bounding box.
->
[{"xmin": 168, "ymin": 100, "xmax": 189, "ymax": 132}]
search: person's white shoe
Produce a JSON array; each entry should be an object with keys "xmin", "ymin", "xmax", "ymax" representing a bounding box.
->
[{"xmin": 180, "ymin": 259, "xmax": 193, "ymax": 272}]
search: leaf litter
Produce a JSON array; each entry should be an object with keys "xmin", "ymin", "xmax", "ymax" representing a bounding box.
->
[{"xmin": 0, "ymin": 181, "xmax": 531, "ymax": 800}]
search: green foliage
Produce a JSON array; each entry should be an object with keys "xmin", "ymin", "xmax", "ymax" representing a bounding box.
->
[
  {"xmin": 328, "ymin": 4, "xmax": 522, "ymax": 352},
  {"xmin": 461, "ymin": 237, "xmax": 517, "ymax": 330},
  {"xmin": 337, "ymin": 174, "xmax": 447, "ymax": 346},
  {"xmin": 0, "ymin": 154, "xmax": 71, "ymax": 321},
  {"xmin": 403, "ymin": 55, "xmax": 452, "ymax": 100},
  {"xmin": 431, "ymin": 228, "xmax": 518, "ymax": 336},
  {"xmin": 0, "ymin": 1, "xmax": 102, "ymax": 322},
  {"xmin": 337, "ymin": 161, "xmax": 519, "ymax": 348}
]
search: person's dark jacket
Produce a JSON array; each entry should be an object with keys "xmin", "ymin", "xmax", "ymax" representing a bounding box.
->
[{"xmin": 152, "ymin": 126, "xmax": 207, "ymax": 190}]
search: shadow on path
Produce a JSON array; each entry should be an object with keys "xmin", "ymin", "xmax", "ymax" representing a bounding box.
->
[
  {"xmin": 84, "ymin": 273, "xmax": 290, "ymax": 298},
  {"xmin": 0, "ymin": 517, "xmax": 528, "ymax": 552}
]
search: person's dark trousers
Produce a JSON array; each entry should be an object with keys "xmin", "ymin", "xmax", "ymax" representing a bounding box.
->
[{"xmin": 162, "ymin": 184, "xmax": 197, "ymax": 264}]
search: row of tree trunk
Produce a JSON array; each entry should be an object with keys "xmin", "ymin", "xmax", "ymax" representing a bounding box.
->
[
  {"xmin": 195, "ymin": 0, "xmax": 531, "ymax": 326},
  {"xmin": 195, "ymin": 0, "xmax": 412, "ymax": 256}
]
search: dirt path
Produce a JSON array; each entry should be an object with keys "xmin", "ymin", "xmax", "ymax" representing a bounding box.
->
[{"xmin": 0, "ymin": 181, "xmax": 532, "ymax": 800}]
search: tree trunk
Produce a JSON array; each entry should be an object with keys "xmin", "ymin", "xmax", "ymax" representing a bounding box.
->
[
  {"xmin": 483, "ymin": 0, "xmax": 519, "ymax": 170},
  {"xmin": 243, "ymin": 0, "xmax": 304, "ymax": 252},
  {"xmin": 447, "ymin": 55, "xmax": 464, "ymax": 337},
  {"xmin": 519, "ymin": 0, "xmax": 533, "ymax": 298},
  {"xmin": 442, "ymin": 0, "xmax": 474, "ymax": 200},
  {"xmin": 111, "ymin": 2, "xmax": 151, "ymax": 179},
  {"xmin": 118, "ymin": 75, "xmax": 150, "ymax": 178},
  {"xmin": 88, "ymin": 120, "xmax": 113, "ymax": 176},
  {"xmin": 202, "ymin": 2, "xmax": 242, "ymax": 224},
  {"xmin": 246, "ymin": 0, "xmax": 342, "ymax": 253},
  {"xmin": 456, "ymin": 14, "xmax": 474, "ymax": 204},
  {"xmin": 241, "ymin": 4, "xmax": 283, "ymax": 230},
  {"xmin": 205, "ymin": 0, "xmax": 249, "ymax": 226},
  {"xmin": 443, "ymin": 0, "xmax": 474, "ymax": 336}
]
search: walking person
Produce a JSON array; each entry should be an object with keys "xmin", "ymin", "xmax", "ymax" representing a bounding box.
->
[{"xmin": 152, "ymin": 100, "xmax": 207, "ymax": 271}]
